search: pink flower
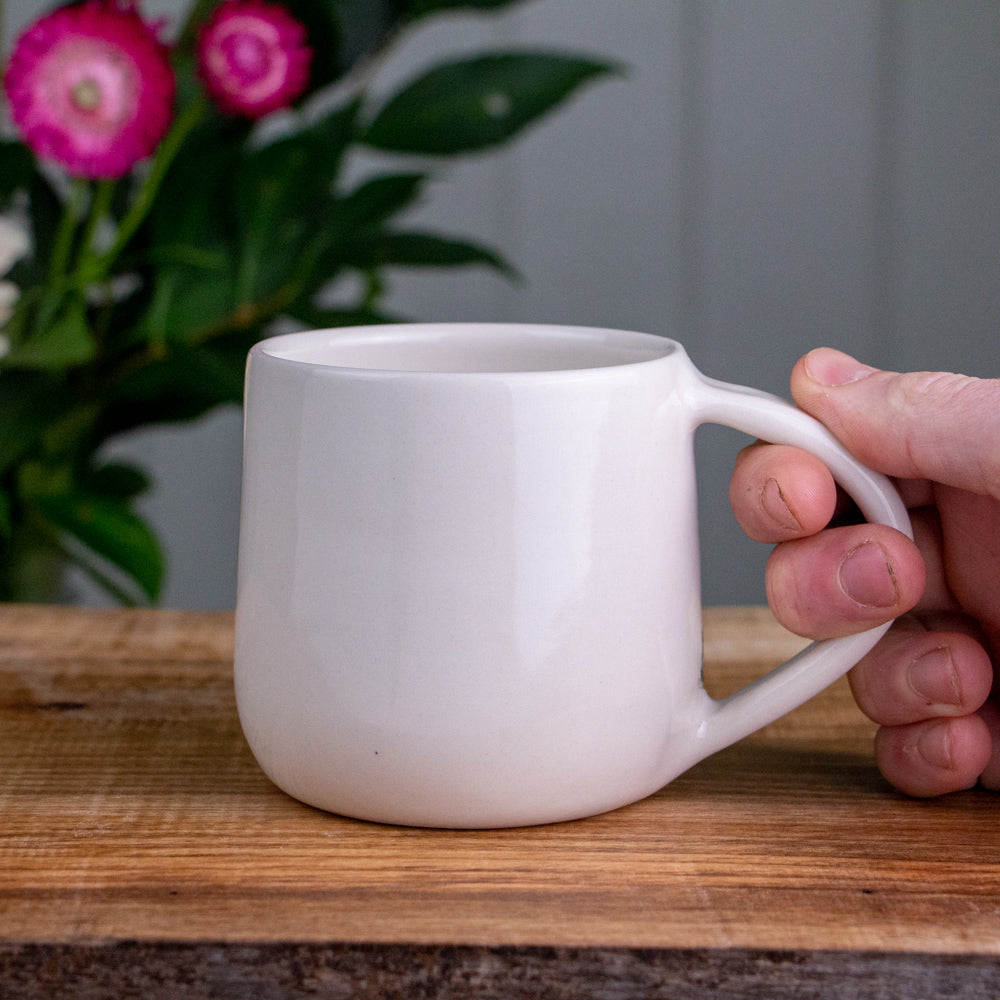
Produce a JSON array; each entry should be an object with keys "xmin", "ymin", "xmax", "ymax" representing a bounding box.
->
[
  {"xmin": 197, "ymin": 1, "xmax": 311, "ymax": 119},
  {"xmin": 2, "ymin": 1, "xmax": 175, "ymax": 180}
]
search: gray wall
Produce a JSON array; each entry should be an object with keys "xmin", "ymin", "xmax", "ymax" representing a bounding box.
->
[{"xmin": 4, "ymin": 2, "xmax": 999, "ymax": 608}]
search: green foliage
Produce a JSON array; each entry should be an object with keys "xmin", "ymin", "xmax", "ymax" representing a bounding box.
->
[
  {"xmin": 32, "ymin": 488, "xmax": 165, "ymax": 604},
  {"xmin": 0, "ymin": 0, "xmax": 616, "ymax": 603},
  {"xmin": 407, "ymin": 0, "xmax": 525, "ymax": 16},
  {"xmin": 364, "ymin": 52, "xmax": 621, "ymax": 154},
  {"xmin": 0, "ymin": 141, "xmax": 35, "ymax": 205}
]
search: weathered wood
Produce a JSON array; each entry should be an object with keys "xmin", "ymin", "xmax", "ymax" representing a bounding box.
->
[{"xmin": 1, "ymin": 606, "xmax": 997, "ymax": 996}]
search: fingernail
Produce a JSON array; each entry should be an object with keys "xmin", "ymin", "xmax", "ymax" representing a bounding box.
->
[
  {"xmin": 916, "ymin": 721, "xmax": 953, "ymax": 770},
  {"xmin": 908, "ymin": 647, "xmax": 962, "ymax": 709},
  {"xmin": 803, "ymin": 348, "xmax": 878, "ymax": 387},
  {"xmin": 838, "ymin": 541, "xmax": 899, "ymax": 608},
  {"xmin": 761, "ymin": 477, "xmax": 801, "ymax": 532}
]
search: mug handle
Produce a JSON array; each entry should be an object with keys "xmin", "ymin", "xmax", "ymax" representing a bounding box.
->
[{"xmin": 682, "ymin": 367, "xmax": 913, "ymax": 759}]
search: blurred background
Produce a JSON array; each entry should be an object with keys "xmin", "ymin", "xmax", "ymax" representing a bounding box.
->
[{"xmin": 4, "ymin": 0, "xmax": 999, "ymax": 608}]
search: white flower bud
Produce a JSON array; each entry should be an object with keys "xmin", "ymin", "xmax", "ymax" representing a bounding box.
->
[{"xmin": 0, "ymin": 217, "xmax": 30, "ymax": 277}]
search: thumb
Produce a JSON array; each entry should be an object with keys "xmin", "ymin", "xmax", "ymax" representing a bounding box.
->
[{"xmin": 790, "ymin": 348, "xmax": 1000, "ymax": 498}]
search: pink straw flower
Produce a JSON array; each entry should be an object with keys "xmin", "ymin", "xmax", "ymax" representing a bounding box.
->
[
  {"xmin": 197, "ymin": 0, "xmax": 311, "ymax": 120},
  {"xmin": 2, "ymin": 1, "xmax": 175, "ymax": 180}
]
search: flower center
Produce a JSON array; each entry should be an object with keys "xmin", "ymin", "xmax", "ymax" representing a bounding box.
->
[
  {"xmin": 35, "ymin": 37, "xmax": 144, "ymax": 134},
  {"xmin": 71, "ymin": 77, "xmax": 103, "ymax": 112},
  {"xmin": 224, "ymin": 32, "xmax": 271, "ymax": 82}
]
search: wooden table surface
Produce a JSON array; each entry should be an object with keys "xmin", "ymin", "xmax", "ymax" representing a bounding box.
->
[{"xmin": 0, "ymin": 605, "xmax": 997, "ymax": 999}]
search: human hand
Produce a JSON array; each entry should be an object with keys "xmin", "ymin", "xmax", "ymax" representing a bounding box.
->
[{"xmin": 730, "ymin": 348, "xmax": 999, "ymax": 796}]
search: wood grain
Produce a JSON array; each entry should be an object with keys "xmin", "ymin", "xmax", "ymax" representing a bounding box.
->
[{"xmin": 1, "ymin": 605, "xmax": 998, "ymax": 997}]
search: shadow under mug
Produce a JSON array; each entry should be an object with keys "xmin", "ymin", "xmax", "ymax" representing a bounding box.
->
[{"xmin": 234, "ymin": 324, "xmax": 911, "ymax": 828}]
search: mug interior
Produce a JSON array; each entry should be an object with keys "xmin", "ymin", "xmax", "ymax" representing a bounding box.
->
[{"xmin": 258, "ymin": 324, "xmax": 676, "ymax": 374}]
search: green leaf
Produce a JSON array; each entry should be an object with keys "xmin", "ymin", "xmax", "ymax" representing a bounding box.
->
[
  {"xmin": 277, "ymin": 0, "xmax": 346, "ymax": 88},
  {"xmin": 139, "ymin": 248, "xmax": 238, "ymax": 346},
  {"xmin": 32, "ymin": 489, "xmax": 164, "ymax": 602},
  {"xmin": 147, "ymin": 150, "xmax": 239, "ymax": 249},
  {"xmin": 363, "ymin": 52, "xmax": 621, "ymax": 154},
  {"xmin": 113, "ymin": 342, "xmax": 246, "ymax": 413},
  {"xmin": 407, "ymin": 0, "xmax": 524, "ymax": 17},
  {"xmin": 151, "ymin": 111, "xmax": 244, "ymax": 249},
  {"xmin": 40, "ymin": 401, "xmax": 101, "ymax": 459},
  {"xmin": 331, "ymin": 173, "xmax": 428, "ymax": 233},
  {"xmin": 16, "ymin": 459, "xmax": 72, "ymax": 499},
  {"xmin": 350, "ymin": 230, "xmax": 520, "ymax": 279},
  {"xmin": 283, "ymin": 303, "xmax": 403, "ymax": 329},
  {"xmin": 232, "ymin": 99, "xmax": 361, "ymax": 302},
  {"xmin": 138, "ymin": 112, "xmax": 247, "ymax": 343},
  {"xmin": 235, "ymin": 99, "xmax": 361, "ymax": 226},
  {"xmin": 4, "ymin": 298, "xmax": 97, "ymax": 370},
  {"xmin": 96, "ymin": 335, "xmax": 255, "ymax": 440},
  {"xmin": 233, "ymin": 142, "xmax": 316, "ymax": 299},
  {"xmin": 0, "ymin": 490, "xmax": 11, "ymax": 538},
  {"xmin": 0, "ymin": 371, "xmax": 66, "ymax": 475},
  {"xmin": 27, "ymin": 171, "xmax": 64, "ymax": 270},
  {"xmin": 0, "ymin": 141, "xmax": 34, "ymax": 207},
  {"xmin": 87, "ymin": 462, "xmax": 152, "ymax": 501}
]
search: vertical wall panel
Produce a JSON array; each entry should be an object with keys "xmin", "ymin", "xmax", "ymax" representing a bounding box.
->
[
  {"xmin": 685, "ymin": 1, "xmax": 885, "ymax": 604},
  {"xmin": 692, "ymin": 0, "xmax": 885, "ymax": 386},
  {"xmin": 4, "ymin": 1, "xmax": 998, "ymax": 607},
  {"xmin": 499, "ymin": 1, "xmax": 683, "ymax": 334},
  {"xmin": 886, "ymin": 2, "xmax": 1000, "ymax": 375}
]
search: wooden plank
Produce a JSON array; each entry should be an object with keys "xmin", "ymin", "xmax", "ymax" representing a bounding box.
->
[{"xmin": 0, "ymin": 606, "xmax": 997, "ymax": 968}]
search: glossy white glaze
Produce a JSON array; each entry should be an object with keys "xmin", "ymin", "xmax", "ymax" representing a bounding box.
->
[{"xmin": 235, "ymin": 324, "xmax": 911, "ymax": 828}]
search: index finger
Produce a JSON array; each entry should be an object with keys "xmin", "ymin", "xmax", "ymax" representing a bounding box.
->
[{"xmin": 729, "ymin": 441, "xmax": 839, "ymax": 544}]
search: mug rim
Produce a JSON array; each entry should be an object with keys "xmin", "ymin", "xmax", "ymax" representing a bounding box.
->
[{"xmin": 250, "ymin": 323, "xmax": 680, "ymax": 377}]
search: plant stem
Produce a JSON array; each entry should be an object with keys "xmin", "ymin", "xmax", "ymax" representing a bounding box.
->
[
  {"xmin": 31, "ymin": 180, "xmax": 88, "ymax": 340},
  {"xmin": 93, "ymin": 97, "xmax": 207, "ymax": 281},
  {"xmin": 47, "ymin": 180, "xmax": 87, "ymax": 287},
  {"xmin": 74, "ymin": 179, "xmax": 114, "ymax": 282}
]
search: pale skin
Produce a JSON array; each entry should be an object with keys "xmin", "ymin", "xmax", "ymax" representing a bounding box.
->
[{"xmin": 729, "ymin": 347, "xmax": 1000, "ymax": 797}]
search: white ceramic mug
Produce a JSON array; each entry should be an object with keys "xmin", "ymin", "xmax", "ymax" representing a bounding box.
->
[{"xmin": 235, "ymin": 324, "xmax": 911, "ymax": 828}]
